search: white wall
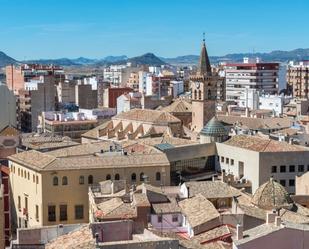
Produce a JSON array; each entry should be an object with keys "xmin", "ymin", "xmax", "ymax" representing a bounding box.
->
[{"xmin": 150, "ymin": 213, "xmax": 184, "ymax": 232}]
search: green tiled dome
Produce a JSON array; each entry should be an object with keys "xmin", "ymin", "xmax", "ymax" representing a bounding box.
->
[{"xmin": 200, "ymin": 117, "xmax": 228, "ymax": 137}]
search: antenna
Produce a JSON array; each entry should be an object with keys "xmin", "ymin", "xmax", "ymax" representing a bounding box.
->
[{"xmin": 203, "ymin": 32, "xmax": 205, "ymax": 42}]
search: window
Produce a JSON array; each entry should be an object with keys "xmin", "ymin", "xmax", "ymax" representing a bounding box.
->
[
  {"xmin": 48, "ymin": 205, "xmax": 56, "ymax": 222},
  {"xmin": 156, "ymin": 172, "xmax": 161, "ymax": 181},
  {"xmin": 88, "ymin": 175, "xmax": 93, "ymax": 184},
  {"xmin": 75, "ymin": 205, "xmax": 84, "ymax": 220},
  {"xmin": 131, "ymin": 173, "xmax": 136, "ymax": 182},
  {"xmin": 140, "ymin": 172, "xmax": 144, "ymax": 182},
  {"xmin": 280, "ymin": 165, "xmax": 286, "ymax": 173},
  {"xmin": 79, "ymin": 176, "xmax": 84, "ymax": 185},
  {"xmin": 106, "ymin": 174, "xmax": 111, "ymax": 180},
  {"xmin": 25, "ymin": 196, "xmax": 28, "ymax": 210},
  {"xmin": 172, "ymin": 215, "xmax": 178, "ymax": 222},
  {"xmin": 271, "ymin": 166, "xmax": 277, "ymax": 173},
  {"xmin": 59, "ymin": 205, "xmax": 67, "ymax": 221},
  {"xmin": 289, "ymin": 179, "xmax": 295, "ymax": 187},
  {"xmin": 289, "ymin": 165, "xmax": 295, "ymax": 172},
  {"xmin": 36, "ymin": 176, "xmax": 39, "ymax": 184},
  {"xmin": 62, "ymin": 176, "xmax": 68, "ymax": 185},
  {"xmin": 18, "ymin": 168, "xmax": 20, "ymax": 176},
  {"xmin": 115, "ymin": 174, "xmax": 120, "ymax": 180},
  {"xmin": 221, "ymin": 157, "xmax": 224, "ymax": 163},
  {"xmin": 226, "ymin": 158, "xmax": 229, "ymax": 164},
  {"xmin": 298, "ymin": 165, "xmax": 304, "ymax": 172},
  {"xmin": 157, "ymin": 215, "xmax": 162, "ymax": 223},
  {"xmin": 28, "ymin": 172, "xmax": 30, "ymax": 180},
  {"xmin": 35, "ymin": 205, "xmax": 39, "ymax": 221},
  {"xmin": 231, "ymin": 159, "xmax": 234, "ymax": 166},
  {"xmin": 280, "ymin": 180, "xmax": 286, "ymax": 187},
  {"xmin": 33, "ymin": 174, "xmax": 35, "ymax": 183},
  {"xmin": 18, "ymin": 196, "xmax": 21, "ymax": 210},
  {"xmin": 53, "ymin": 176, "xmax": 58, "ymax": 186}
]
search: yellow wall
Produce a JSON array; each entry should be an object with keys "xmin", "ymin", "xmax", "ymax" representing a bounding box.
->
[
  {"xmin": 9, "ymin": 162, "xmax": 43, "ymax": 228},
  {"xmin": 10, "ymin": 161, "xmax": 170, "ymax": 227}
]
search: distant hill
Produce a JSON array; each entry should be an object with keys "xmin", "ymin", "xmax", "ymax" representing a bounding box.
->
[
  {"xmin": 103, "ymin": 55, "xmax": 128, "ymax": 63},
  {"xmin": 127, "ymin": 53, "xmax": 166, "ymax": 66},
  {"xmin": 23, "ymin": 58, "xmax": 81, "ymax": 66},
  {"xmin": 163, "ymin": 48, "xmax": 309, "ymax": 65},
  {"xmin": 71, "ymin": 57, "xmax": 98, "ymax": 65},
  {"xmin": 0, "ymin": 51, "xmax": 17, "ymax": 68},
  {"xmin": 1, "ymin": 48, "xmax": 309, "ymax": 68}
]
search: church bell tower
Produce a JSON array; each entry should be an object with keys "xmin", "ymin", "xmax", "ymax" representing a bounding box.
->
[{"xmin": 191, "ymin": 35, "xmax": 218, "ymax": 132}]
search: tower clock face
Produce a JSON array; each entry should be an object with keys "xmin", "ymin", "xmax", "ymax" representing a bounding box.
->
[{"xmin": 195, "ymin": 82, "xmax": 200, "ymax": 89}]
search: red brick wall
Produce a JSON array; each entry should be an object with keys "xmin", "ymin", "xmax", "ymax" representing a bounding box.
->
[
  {"xmin": 108, "ymin": 88, "xmax": 132, "ymax": 108},
  {"xmin": 5, "ymin": 65, "xmax": 25, "ymax": 94}
]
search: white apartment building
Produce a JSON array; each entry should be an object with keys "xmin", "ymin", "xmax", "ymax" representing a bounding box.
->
[
  {"xmin": 239, "ymin": 88, "xmax": 292, "ymax": 116},
  {"xmin": 169, "ymin": 80, "xmax": 184, "ymax": 98},
  {"xmin": 84, "ymin": 76, "xmax": 98, "ymax": 90},
  {"xmin": 103, "ymin": 65, "xmax": 127, "ymax": 86},
  {"xmin": 139, "ymin": 71, "xmax": 148, "ymax": 93},
  {"xmin": 224, "ymin": 58, "xmax": 279, "ymax": 103}
]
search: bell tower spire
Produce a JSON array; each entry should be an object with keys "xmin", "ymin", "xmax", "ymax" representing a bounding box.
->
[{"xmin": 198, "ymin": 33, "xmax": 212, "ymax": 76}]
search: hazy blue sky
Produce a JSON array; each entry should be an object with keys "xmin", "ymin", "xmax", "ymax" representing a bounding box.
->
[{"xmin": 1, "ymin": 0, "xmax": 308, "ymax": 59}]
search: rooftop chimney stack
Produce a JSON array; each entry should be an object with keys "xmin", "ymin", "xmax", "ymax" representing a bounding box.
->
[
  {"xmin": 266, "ymin": 211, "xmax": 276, "ymax": 224},
  {"xmin": 275, "ymin": 216, "xmax": 282, "ymax": 227},
  {"xmin": 236, "ymin": 224, "xmax": 243, "ymax": 240}
]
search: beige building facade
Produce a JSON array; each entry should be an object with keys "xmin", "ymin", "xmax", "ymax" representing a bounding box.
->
[
  {"xmin": 216, "ymin": 135, "xmax": 309, "ymax": 194},
  {"xmin": 8, "ymin": 147, "xmax": 170, "ymax": 229},
  {"xmin": 287, "ymin": 61, "xmax": 309, "ymax": 99}
]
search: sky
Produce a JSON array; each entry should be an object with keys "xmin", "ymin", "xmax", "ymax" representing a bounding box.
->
[{"xmin": 0, "ymin": 0, "xmax": 308, "ymax": 60}]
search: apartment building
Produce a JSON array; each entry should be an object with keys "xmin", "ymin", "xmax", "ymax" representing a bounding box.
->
[
  {"xmin": 224, "ymin": 60, "xmax": 279, "ymax": 103},
  {"xmin": 18, "ymin": 76, "xmax": 57, "ymax": 132},
  {"xmin": 0, "ymin": 83, "xmax": 16, "ymax": 131},
  {"xmin": 40, "ymin": 111, "xmax": 99, "ymax": 140},
  {"xmin": 287, "ymin": 60, "xmax": 309, "ymax": 98},
  {"xmin": 6, "ymin": 64, "xmax": 64, "ymax": 95}
]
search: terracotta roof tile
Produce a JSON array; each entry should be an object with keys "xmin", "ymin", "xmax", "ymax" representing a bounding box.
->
[
  {"xmin": 224, "ymin": 135, "xmax": 306, "ymax": 152},
  {"xmin": 179, "ymin": 194, "xmax": 220, "ymax": 228}
]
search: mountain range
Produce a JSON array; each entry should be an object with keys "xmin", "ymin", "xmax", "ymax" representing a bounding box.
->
[{"xmin": 0, "ymin": 48, "xmax": 308, "ymax": 68}]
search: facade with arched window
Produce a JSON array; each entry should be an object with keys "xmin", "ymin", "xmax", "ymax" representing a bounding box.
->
[{"xmin": 8, "ymin": 149, "xmax": 170, "ymax": 228}]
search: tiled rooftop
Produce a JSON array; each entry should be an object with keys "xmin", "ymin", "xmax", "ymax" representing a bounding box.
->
[
  {"xmin": 9, "ymin": 151, "xmax": 169, "ymax": 171},
  {"xmin": 113, "ymin": 109, "xmax": 181, "ymax": 124},
  {"xmin": 184, "ymin": 181, "xmax": 239, "ymax": 199},
  {"xmin": 223, "ymin": 135, "xmax": 307, "ymax": 152},
  {"xmin": 45, "ymin": 224, "xmax": 94, "ymax": 249},
  {"xmin": 160, "ymin": 99, "xmax": 192, "ymax": 113},
  {"xmin": 218, "ymin": 115, "xmax": 292, "ymax": 130},
  {"xmin": 179, "ymin": 194, "xmax": 220, "ymax": 228}
]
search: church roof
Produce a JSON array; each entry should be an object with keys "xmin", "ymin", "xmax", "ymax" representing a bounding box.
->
[
  {"xmin": 198, "ymin": 38, "xmax": 212, "ymax": 76},
  {"xmin": 200, "ymin": 117, "xmax": 228, "ymax": 137},
  {"xmin": 113, "ymin": 109, "xmax": 181, "ymax": 124},
  {"xmin": 161, "ymin": 99, "xmax": 192, "ymax": 113},
  {"xmin": 252, "ymin": 178, "xmax": 293, "ymax": 210}
]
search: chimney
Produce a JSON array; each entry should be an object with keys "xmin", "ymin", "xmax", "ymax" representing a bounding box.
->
[
  {"xmin": 187, "ymin": 186, "xmax": 190, "ymax": 198},
  {"xmin": 275, "ymin": 216, "xmax": 281, "ymax": 227},
  {"xmin": 142, "ymin": 183, "xmax": 146, "ymax": 194},
  {"xmin": 266, "ymin": 211, "xmax": 276, "ymax": 224},
  {"xmin": 236, "ymin": 224, "xmax": 243, "ymax": 240}
]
